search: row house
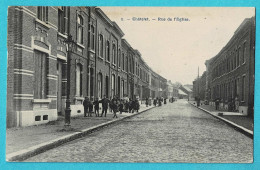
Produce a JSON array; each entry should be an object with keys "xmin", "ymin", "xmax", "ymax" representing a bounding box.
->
[
  {"xmin": 205, "ymin": 17, "xmax": 255, "ymax": 116},
  {"xmin": 7, "ymin": 6, "xmax": 168, "ymax": 127}
]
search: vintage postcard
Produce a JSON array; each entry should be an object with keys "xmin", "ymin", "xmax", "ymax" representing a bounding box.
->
[{"xmin": 5, "ymin": 6, "xmax": 255, "ymax": 163}]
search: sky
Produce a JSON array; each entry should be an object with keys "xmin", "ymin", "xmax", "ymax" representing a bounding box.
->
[{"xmin": 100, "ymin": 7, "xmax": 255, "ymax": 85}]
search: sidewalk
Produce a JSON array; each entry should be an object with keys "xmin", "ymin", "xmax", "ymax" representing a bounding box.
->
[
  {"xmin": 6, "ymin": 104, "xmax": 154, "ymax": 161},
  {"xmin": 189, "ymin": 101, "xmax": 253, "ymax": 135}
]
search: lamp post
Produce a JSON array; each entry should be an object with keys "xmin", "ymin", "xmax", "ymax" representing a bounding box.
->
[{"xmin": 64, "ymin": 34, "xmax": 76, "ymax": 127}]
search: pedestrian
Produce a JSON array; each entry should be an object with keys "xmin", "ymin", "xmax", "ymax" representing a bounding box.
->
[
  {"xmin": 112, "ymin": 99, "xmax": 118, "ymax": 118},
  {"xmin": 93, "ymin": 97, "xmax": 99, "ymax": 117},
  {"xmin": 83, "ymin": 97, "xmax": 89, "ymax": 117},
  {"xmin": 119, "ymin": 99, "xmax": 124, "ymax": 114},
  {"xmin": 158, "ymin": 98, "xmax": 162, "ymax": 106},
  {"xmin": 88, "ymin": 97, "xmax": 93, "ymax": 117},
  {"xmin": 164, "ymin": 98, "xmax": 167, "ymax": 104},
  {"xmin": 125, "ymin": 99, "xmax": 129, "ymax": 112},
  {"xmin": 196, "ymin": 96, "xmax": 200, "ymax": 107},
  {"xmin": 153, "ymin": 98, "xmax": 157, "ymax": 106},
  {"xmin": 145, "ymin": 97, "xmax": 149, "ymax": 107},
  {"xmin": 100, "ymin": 95, "xmax": 109, "ymax": 117},
  {"xmin": 235, "ymin": 95, "xmax": 239, "ymax": 112},
  {"xmin": 215, "ymin": 97, "xmax": 220, "ymax": 110},
  {"xmin": 129, "ymin": 98, "xmax": 133, "ymax": 113},
  {"xmin": 134, "ymin": 99, "xmax": 140, "ymax": 113}
]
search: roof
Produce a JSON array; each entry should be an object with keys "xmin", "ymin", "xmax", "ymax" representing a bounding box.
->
[{"xmin": 178, "ymin": 89, "xmax": 188, "ymax": 96}]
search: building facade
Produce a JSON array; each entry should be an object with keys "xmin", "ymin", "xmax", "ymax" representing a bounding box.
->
[
  {"xmin": 7, "ymin": 6, "xmax": 168, "ymax": 127},
  {"xmin": 197, "ymin": 17, "xmax": 255, "ymax": 116}
]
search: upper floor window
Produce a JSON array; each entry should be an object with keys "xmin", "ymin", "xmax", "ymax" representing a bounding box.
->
[
  {"xmin": 37, "ymin": 6, "xmax": 48, "ymax": 23},
  {"xmin": 122, "ymin": 53, "xmax": 125, "ymax": 71},
  {"xmin": 99, "ymin": 34, "xmax": 104, "ymax": 58},
  {"xmin": 118, "ymin": 49, "xmax": 121, "ymax": 67},
  {"xmin": 106, "ymin": 41, "xmax": 110, "ymax": 62},
  {"xmin": 58, "ymin": 7, "xmax": 67, "ymax": 34},
  {"xmin": 242, "ymin": 42, "xmax": 246, "ymax": 64},
  {"xmin": 90, "ymin": 25, "xmax": 95, "ymax": 49},
  {"xmin": 77, "ymin": 15, "xmax": 83, "ymax": 44},
  {"xmin": 112, "ymin": 44, "xmax": 116, "ymax": 64}
]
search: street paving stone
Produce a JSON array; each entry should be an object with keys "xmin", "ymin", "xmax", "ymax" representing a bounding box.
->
[{"xmin": 25, "ymin": 100, "xmax": 253, "ymax": 163}]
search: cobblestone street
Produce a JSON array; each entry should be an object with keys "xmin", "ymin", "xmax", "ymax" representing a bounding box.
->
[{"xmin": 25, "ymin": 99, "xmax": 253, "ymax": 163}]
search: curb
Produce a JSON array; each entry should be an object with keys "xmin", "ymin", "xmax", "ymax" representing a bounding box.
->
[
  {"xmin": 188, "ymin": 102, "xmax": 253, "ymax": 139},
  {"xmin": 6, "ymin": 106, "xmax": 155, "ymax": 162}
]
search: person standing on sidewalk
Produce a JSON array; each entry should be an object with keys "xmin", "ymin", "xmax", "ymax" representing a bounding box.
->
[
  {"xmin": 88, "ymin": 97, "xmax": 94, "ymax": 117},
  {"xmin": 134, "ymin": 99, "xmax": 140, "ymax": 113},
  {"xmin": 93, "ymin": 98, "xmax": 100, "ymax": 117},
  {"xmin": 119, "ymin": 99, "xmax": 124, "ymax": 114},
  {"xmin": 129, "ymin": 98, "xmax": 133, "ymax": 113},
  {"xmin": 215, "ymin": 97, "xmax": 220, "ymax": 110},
  {"xmin": 153, "ymin": 98, "xmax": 157, "ymax": 106},
  {"xmin": 83, "ymin": 97, "xmax": 90, "ymax": 117},
  {"xmin": 100, "ymin": 95, "xmax": 109, "ymax": 117},
  {"xmin": 235, "ymin": 95, "xmax": 239, "ymax": 112},
  {"xmin": 145, "ymin": 97, "xmax": 149, "ymax": 107}
]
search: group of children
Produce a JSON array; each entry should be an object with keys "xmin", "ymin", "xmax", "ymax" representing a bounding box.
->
[{"xmin": 83, "ymin": 96, "xmax": 140, "ymax": 119}]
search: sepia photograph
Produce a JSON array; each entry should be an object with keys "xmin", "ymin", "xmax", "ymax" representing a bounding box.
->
[{"xmin": 5, "ymin": 6, "xmax": 255, "ymax": 163}]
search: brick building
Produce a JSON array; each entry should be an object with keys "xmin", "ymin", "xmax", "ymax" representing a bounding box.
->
[
  {"xmin": 7, "ymin": 6, "xmax": 168, "ymax": 127},
  {"xmin": 205, "ymin": 17, "xmax": 255, "ymax": 116}
]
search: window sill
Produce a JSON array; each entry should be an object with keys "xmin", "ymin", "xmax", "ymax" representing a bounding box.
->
[
  {"xmin": 35, "ymin": 18, "xmax": 50, "ymax": 29},
  {"xmin": 98, "ymin": 56, "xmax": 104, "ymax": 60},
  {"xmin": 32, "ymin": 99, "xmax": 52, "ymax": 104},
  {"xmin": 57, "ymin": 32, "xmax": 68, "ymax": 39},
  {"xmin": 88, "ymin": 48, "xmax": 95, "ymax": 53},
  {"xmin": 77, "ymin": 43, "xmax": 85, "ymax": 49}
]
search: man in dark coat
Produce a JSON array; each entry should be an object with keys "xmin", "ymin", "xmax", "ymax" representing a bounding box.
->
[
  {"xmin": 100, "ymin": 95, "xmax": 109, "ymax": 117},
  {"xmin": 83, "ymin": 97, "xmax": 89, "ymax": 117},
  {"xmin": 93, "ymin": 97, "xmax": 100, "ymax": 117}
]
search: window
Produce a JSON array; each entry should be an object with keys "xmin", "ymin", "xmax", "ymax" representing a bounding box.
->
[
  {"xmin": 37, "ymin": 6, "xmax": 48, "ymax": 23},
  {"xmin": 77, "ymin": 15, "xmax": 83, "ymax": 44},
  {"xmin": 76, "ymin": 64, "xmax": 83, "ymax": 96},
  {"xmin": 97, "ymin": 73, "xmax": 102, "ymax": 98},
  {"xmin": 122, "ymin": 53, "xmax": 125, "ymax": 71},
  {"xmin": 106, "ymin": 41, "xmax": 110, "ymax": 62},
  {"xmin": 90, "ymin": 25, "xmax": 95, "ymax": 49},
  {"xmin": 118, "ymin": 49, "xmax": 121, "ymax": 67},
  {"xmin": 34, "ymin": 50, "xmax": 47, "ymax": 99},
  {"xmin": 112, "ymin": 44, "xmax": 116, "ymax": 64},
  {"xmin": 111, "ymin": 74, "xmax": 115, "ymax": 98},
  {"xmin": 237, "ymin": 49, "xmax": 240, "ymax": 67},
  {"xmin": 242, "ymin": 76, "xmax": 245, "ymax": 101},
  {"xmin": 58, "ymin": 7, "xmax": 66, "ymax": 34},
  {"xmin": 242, "ymin": 42, "xmax": 246, "ymax": 64},
  {"xmin": 99, "ymin": 35, "xmax": 104, "ymax": 58}
]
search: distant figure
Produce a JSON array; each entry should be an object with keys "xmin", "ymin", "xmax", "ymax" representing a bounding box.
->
[
  {"xmin": 119, "ymin": 99, "xmax": 124, "ymax": 114},
  {"xmin": 196, "ymin": 96, "xmax": 200, "ymax": 107},
  {"xmin": 235, "ymin": 96, "xmax": 239, "ymax": 112},
  {"xmin": 93, "ymin": 98, "xmax": 99, "ymax": 117},
  {"xmin": 83, "ymin": 97, "xmax": 90, "ymax": 117},
  {"xmin": 100, "ymin": 95, "xmax": 109, "ymax": 117},
  {"xmin": 88, "ymin": 98, "xmax": 93, "ymax": 117},
  {"xmin": 153, "ymin": 98, "xmax": 157, "ymax": 106},
  {"xmin": 164, "ymin": 98, "xmax": 167, "ymax": 104},
  {"xmin": 215, "ymin": 97, "xmax": 220, "ymax": 110},
  {"xmin": 129, "ymin": 99, "xmax": 133, "ymax": 113},
  {"xmin": 133, "ymin": 99, "xmax": 140, "ymax": 113},
  {"xmin": 112, "ymin": 99, "xmax": 118, "ymax": 118},
  {"xmin": 145, "ymin": 97, "xmax": 149, "ymax": 107}
]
